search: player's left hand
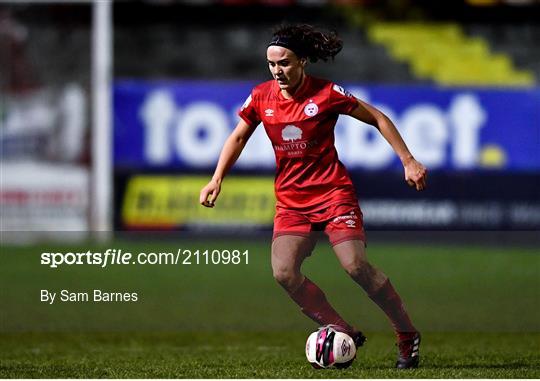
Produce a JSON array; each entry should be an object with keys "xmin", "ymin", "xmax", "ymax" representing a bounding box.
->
[{"xmin": 404, "ymin": 159, "xmax": 427, "ymax": 191}]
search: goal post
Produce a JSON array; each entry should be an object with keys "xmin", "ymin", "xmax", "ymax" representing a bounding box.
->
[{"xmin": 90, "ymin": 0, "xmax": 113, "ymax": 234}]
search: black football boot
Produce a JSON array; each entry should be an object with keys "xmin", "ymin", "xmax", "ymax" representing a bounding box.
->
[{"xmin": 396, "ymin": 332, "xmax": 421, "ymax": 369}]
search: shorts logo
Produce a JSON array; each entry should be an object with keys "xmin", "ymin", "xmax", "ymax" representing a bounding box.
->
[
  {"xmin": 333, "ymin": 212, "xmax": 359, "ymax": 228},
  {"xmin": 304, "ymin": 100, "xmax": 319, "ymax": 117},
  {"xmin": 281, "ymin": 125, "xmax": 302, "ymax": 142},
  {"xmin": 265, "ymin": 108, "xmax": 274, "ymax": 117}
]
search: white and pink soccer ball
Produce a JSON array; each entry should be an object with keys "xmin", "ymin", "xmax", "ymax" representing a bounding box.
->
[{"xmin": 305, "ymin": 325, "xmax": 356, "ymax": 369}]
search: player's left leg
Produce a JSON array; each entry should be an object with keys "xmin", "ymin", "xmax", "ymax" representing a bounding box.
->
[
  {"xmin": 332, "ymin": 239, "xmax": 416, "ymax": 333},
  {"xmin": 323, "ymin": 203, "xmax": 420, "ymax": 368},
  {"xmin": 332, "ymin": 239, "xmax": 420, "ymax": 369}
]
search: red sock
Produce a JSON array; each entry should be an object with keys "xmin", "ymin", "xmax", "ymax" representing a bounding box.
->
[
  {"xmin": 289, "ymin": 277, "xmax": 356, "ymax": 334},
  {"xmin": 368, "ymin": 279, "xmax": 417, "ymax": 341}
]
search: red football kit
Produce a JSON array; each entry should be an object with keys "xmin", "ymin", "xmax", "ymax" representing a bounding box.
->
[
  {"xmin": 239, "ymin": 75, "xmax": 365, "ymax": 245},
  {"xmin": 238, "ymin": 74, "xmax": 417, "ymax": 345}
]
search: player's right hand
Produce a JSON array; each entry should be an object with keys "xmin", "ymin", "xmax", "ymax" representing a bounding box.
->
[{"xmin": 199, "ymin": 179, "xmax": 221, "ymax": 208}]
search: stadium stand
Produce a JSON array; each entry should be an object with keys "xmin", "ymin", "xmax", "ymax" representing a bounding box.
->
[
  {"xmin": 113, "ymin": 3, "xmax": 416, "ymax": 83},
  {"xmin": 2, "ymin": 2, "xmax": 538, "ymax": 85},
  {"xmin": 367, "ymin": 22, "xmax": 535, "ymax": 86},
  {"xmin": 0, "ymin": 5, "xmax": 91, "ymax": 87},
  {"xmin": 464, "ymin": 23, "xmax": 540, "ymax": 80}
]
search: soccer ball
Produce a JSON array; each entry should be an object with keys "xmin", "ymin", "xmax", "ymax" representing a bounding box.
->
[{"xmin": 305, "ymin": 325, "xmax": 356, "ymax": 369}]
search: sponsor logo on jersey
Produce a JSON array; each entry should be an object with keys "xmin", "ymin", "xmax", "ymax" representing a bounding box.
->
[
  {"xmin": 265, "ymin": 108, "xmax": 274, "ymax": 117},
  {"xmin": 304, "ymin": 100, "xmax": 319, "ymax": 117},
  {"xmin": 281, "ymin": 125, "xmax": 302, "ymax": 142},
  {"xmin": 240, "ymin": 94, "xmax": 252, "ymax": 111},
  {"xmin": 274, "ymin": 140, "xmax": 319, "ymax": 150},
  {"xmin": 275, "ymin": 125, "xmax": 321, "ymax": 157}
]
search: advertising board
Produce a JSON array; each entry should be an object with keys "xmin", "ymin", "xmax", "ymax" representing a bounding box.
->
[{"xmin": 114, "ymin": 81, "xmax": 540, "ymax": 172}]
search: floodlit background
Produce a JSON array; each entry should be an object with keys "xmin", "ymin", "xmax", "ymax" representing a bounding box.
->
[{"xmin": 1, "ymin": 0, "xmax": 539, "ymax": 369}]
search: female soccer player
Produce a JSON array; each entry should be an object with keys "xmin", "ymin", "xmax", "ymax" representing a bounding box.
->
[{"xmin": 200, "ymin": 24, "xmax": 427, "ymax": 369}]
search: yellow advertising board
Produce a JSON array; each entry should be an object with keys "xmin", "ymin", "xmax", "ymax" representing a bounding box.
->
[{"xmin": 122, "ymin": 175, "xmax": 275, "ymax": 228}]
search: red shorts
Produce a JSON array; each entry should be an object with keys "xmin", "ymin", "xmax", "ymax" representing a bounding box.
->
[{"xmin": 273, "ymin": 202, "xmax": 366, "ymax": 246}]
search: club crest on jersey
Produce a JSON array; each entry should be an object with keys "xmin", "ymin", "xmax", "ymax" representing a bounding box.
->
[
  {"xmin": 304, "ymin": 100, "xmax": 319, "ymax": 117},
  {"xmin": 281, "ymin": 125, "xmax": 302, "ymax": 142}
]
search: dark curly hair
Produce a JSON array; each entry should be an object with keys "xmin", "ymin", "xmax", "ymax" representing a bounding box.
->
[{"xmin": 268, "ymin": 24, "xmax": 343, "ymax": 63}]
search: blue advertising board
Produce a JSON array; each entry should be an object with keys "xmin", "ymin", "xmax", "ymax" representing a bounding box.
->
[{"xmin": 114, "ymin": 81, "xmax": 540, "ymax": 172}]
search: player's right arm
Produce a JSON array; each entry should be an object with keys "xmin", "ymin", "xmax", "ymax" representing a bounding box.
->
[{"xmin": 199, "ymin": 119, "xmax": 256, "ymax": 208}]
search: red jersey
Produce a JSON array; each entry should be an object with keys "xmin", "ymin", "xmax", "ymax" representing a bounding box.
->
[{"xmin": 238, "ymin": 75, "xmax": 359, "ymax": 212}]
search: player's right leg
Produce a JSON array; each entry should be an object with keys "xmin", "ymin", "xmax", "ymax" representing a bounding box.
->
[
  {"xmin": 271, "ymin": 234, "xmax": 360, "ymax": 337},
  {"xmin": 271, "ymin": 234, "xmax": 314, "ymax": 292}
]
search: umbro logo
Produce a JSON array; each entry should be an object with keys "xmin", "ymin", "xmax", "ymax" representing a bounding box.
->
[
  {"xmin": 265, "ymin": 108, "xmax": 274, "ymax": 117},
  {"xmin": 341, "ymin": 339, "xmax": 351, "ymax": 356}
]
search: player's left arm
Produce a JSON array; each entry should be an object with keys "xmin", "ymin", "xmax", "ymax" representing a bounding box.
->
[{"xmin": 349, "ymin": 98, "xmax": 427, "ymax": 191}]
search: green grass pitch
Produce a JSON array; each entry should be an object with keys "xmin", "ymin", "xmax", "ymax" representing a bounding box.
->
[{"xmin": 1, "ymin": 237, "xmax": 539, "ymax": 378}]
